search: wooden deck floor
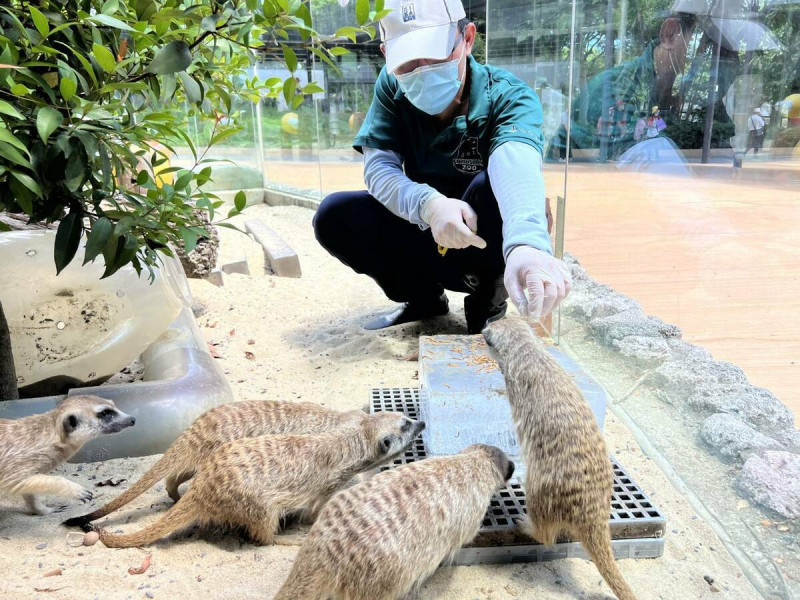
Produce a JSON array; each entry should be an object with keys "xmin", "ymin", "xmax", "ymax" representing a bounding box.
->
[
  {"xmin": 547, "ymin": 162, "xmax": 800, "ymax": 423},
  {"xmin": 263, "ymin": 157, "xmax": 800, "ymax": 422}
]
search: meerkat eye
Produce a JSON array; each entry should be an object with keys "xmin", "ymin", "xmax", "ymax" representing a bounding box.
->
[
  {"xmin": 97, "ymin": 409, "xmax": 116, "ymax": 420},
  {"xmin": 379, "ymin": 436, "xmax": 393, "ymax": 454},
  {"xmin": 63, "ymin": 414, "xmax": 79, "ymax": 433}
]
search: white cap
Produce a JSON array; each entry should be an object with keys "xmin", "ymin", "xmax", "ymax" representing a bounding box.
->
[{"xmin": 379, "ymin": 0, "xmax": 466, "ymax": 73}]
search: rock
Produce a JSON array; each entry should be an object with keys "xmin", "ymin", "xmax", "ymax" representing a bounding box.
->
[
  {"xmin": 83, "ymin": 531, "xmax": 99, "ymax": 546},
  {"xmin": 563, "ymin": 284, "xmax": 642, "ymax": 321},
  {"xmin": 589, "ymin": 309, "xmax": 682, "ymax": 346},
  {"xmin": 612, "ymin": 335, "xmax": 672, "ymax": 365},
  {"xmin": 649, "ymin": 359, "xmax": 748, "ymax": 403},
  {"xmin": 739, "ymin": 451, "xmax": 800, "ymax": 519},
  {"xmin": 687, "ymin": 384, "xmax": 795, "ymax": 433},
  {"xmin": 701, "ymin": 414, "xmax": 782, "ymax": 460},
  {"xmin": 666, "ymin": 339, "xmax": 713, "ymax": 363},
  {"xmin": 191, "ymin": 300, "xmax": 207, "ymax": 318},
  {"xmin": 175, "ymin": 210, "xmax": 219, "ymax": 279},
  {"xmin": 35, "ymin": 542, "xmax": 47, "ymax": 550},
  {"xmin": 777, "ymin": 429, "xmax": 800, "ymax": 453}
]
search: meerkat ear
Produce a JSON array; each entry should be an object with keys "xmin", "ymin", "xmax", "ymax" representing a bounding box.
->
[{"xmin": 63, "ymin": 414, "xmax": 79, "ymax": 435}]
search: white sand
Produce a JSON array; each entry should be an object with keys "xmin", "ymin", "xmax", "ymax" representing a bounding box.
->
[{"xmin": 0, "ymin": 204, "xmax": 760, "ymax": 599}]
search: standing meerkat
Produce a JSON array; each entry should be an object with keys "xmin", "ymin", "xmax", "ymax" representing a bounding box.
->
[
  {"xmin": 92, "ymin": 411, "xmax": 424, "ymax": 548},
  {"xmin": 65, "ymin": 400, "xmax": 369, "ymax": 528},
  {"xmin": 274, "ymin": 444, "xmax": 515, "ymax": 600},
  {"xmin": 483, "ymin": 318, "xmax": 636, "ymax": 600},
  {"xmin": 0, "ymin": 395, "xmax": 136, "ymax": 515}
]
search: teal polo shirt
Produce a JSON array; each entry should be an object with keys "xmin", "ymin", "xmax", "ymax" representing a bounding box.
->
[{"xmin": 354, "ymin": 55, "xmax": 545, "ymax": 199}]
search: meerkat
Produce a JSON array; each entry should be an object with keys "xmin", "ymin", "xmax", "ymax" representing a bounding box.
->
[
  {"xmin": 64, "ymin": 400, "xmax": 370, "ymax": 528},
  {"xmin": 483, "ymin": 318, "xmax": 636, "ymax": 600},
  {"xmin": 91, "ymin": 411, "xmax": 424, "ymax": 548},
  {"xmin": 0, "ymin": 395, "xmax": 136, "ymax": 516},
  {"xmin": 274, "ymin": 443, "xmax": 514, "ymax": 600}
]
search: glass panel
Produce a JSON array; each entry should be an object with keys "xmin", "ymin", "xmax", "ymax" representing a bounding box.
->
[
  {"xmin": 559, "ymin": 0, "xmax": 799, "ymax": 592},
  {"xmin": 486, "ymin": 0, "xmax": 574, "ymax": 336},
  {"xmin": 256, "ymin": 51, "xmax": 323, "ymax": 198}
]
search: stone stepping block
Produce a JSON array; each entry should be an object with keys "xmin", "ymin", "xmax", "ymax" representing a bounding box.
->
[{"xmin": 245, "ymin": 218, "xmax": 301, "ymax": 278}]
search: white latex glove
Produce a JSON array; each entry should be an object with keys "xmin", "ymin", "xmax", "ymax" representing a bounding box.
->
[
  {"xmin": 421, "ymin": 196, "xmax": 487, "ymax": 250},
  {"xmin": 504, "ymin": 245, "xmax": 572, "ymax": 319}
]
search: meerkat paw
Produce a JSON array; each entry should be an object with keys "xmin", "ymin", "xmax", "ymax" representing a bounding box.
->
[
  {"xmin": 52, "ymin": 504, "xmax": 70, "ymax": 514},
  {"xmin": 73, "ymin": 486, "xmax": 94, "ymax": 503}
]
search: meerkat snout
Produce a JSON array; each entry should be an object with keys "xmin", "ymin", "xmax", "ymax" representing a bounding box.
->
[{"xmin": 505, "ymin": 459, "xmax": 515, "ymax": 480}]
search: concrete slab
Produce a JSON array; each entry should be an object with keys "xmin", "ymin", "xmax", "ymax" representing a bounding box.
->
[
  {"xmin": 418, "ymin": 334, "xmax": 607, "ymax": 469},
  {"xmin": 205, "ymin": 268, "xmax": 224, "ymax": 287},
  {"xmin": 244, "ymin": 218, "xmax": 302, "ymax": 278},
  {"xmin": 221, "ymin": 257, "xmax": 250, "ymax": 276}
]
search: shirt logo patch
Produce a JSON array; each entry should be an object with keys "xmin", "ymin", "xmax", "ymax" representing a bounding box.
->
[
  {"xmin": 453, "ymin": 136, "xmax": 484, "ymax": 174},
  {"xmin": 401, "ymin": 1, "xmax": 416, "ymax": 22}
]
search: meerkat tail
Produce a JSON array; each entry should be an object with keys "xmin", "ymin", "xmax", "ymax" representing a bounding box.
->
[
  {"xmin": 63, "ymin": 451, "xmax": 187, "ymax": 527},
  {"xmin": 97, "ymin": 495, "xmax": 199, "ymax": 548},
  {"xmin": 581, "ymin": 524, "xmax": 637, "ymax": 600},
  {"xmin": 273, "ymin": 566, "xmax": 327, "ymax": 600}
]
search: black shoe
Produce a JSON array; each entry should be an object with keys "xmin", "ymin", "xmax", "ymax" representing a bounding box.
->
[
  {"xmin": 464, "ymin": 277, "xmax": 508, "ymax": 334},
  {"xmin": 364, "ymin": 294, "xmax": 449, "ymax": 330},
  {"xmin": 465, "ymin": 299, "xmax": 507, "ymax": 334}
]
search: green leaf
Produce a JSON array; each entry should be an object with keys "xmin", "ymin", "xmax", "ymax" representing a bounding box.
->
[
  {"xmin": 88, "ymin": 14, "xmax": 137, "ymax": 32},
  {"xmin": 234, "ymin": 190, "xmax": 246, "ymax": 212},
  {"xmin": 146, "ymin": 41, "xmax": 193, "ymax": 74},
  {"xmin": 372, "ymin": 9, "xmax": 392, "ymax": 21},
  {"xmin": 302, "ymin": 82, "xmax": 325, "ymax": 94},
  {"xmin": 291, "ymin": 94, "xmax": 304, "ymax": 109},
  {"xmin": 174, "ymin": 170, "xmax": 193, "ymax": 190},
  {"xmin": 375, "ymin": 0, "xmax": 384, "ymax": 11},
  {"xmin": 29, "ymin": 6, "xmax": 50, "ymax": 38},
  {"xmin": 275, "ymin": 0, "xmax": 289, "ymax": 11},
  {"xmin": 355, "ymin": 0, "xmax": 369, "ymax": 25},
  {"xmin": 65, "ymin": 151, "xmax": 86, "ymax": 192},
  {"xmin": 178, "ymin": 71, "xmax": 201, "ymax": 102},
  {"xmin": 135, "ymin": 0, "xmax": 158, "ymax": 21},
  {"xmin": 329, "ymin": 47, "xmax": 349, "ymax": 56},
  {"xmin": 36, "ymin": 106, "xmax": 62, "ymax": 143},
  {"xmin": 334, "ymin": 26, "xmax": 360, "ymax": 42},
  {"xmin": 0, "ymin": 222, "xmax": 10, "ymax": 232},
  {"xmin": 0, "ymin": 141, "xmax": 31, "ymax": 168},
  {"xmin": 178, "ymin": 226, "xmax": 199, "ymax": 253},
  {"xmin": 92, "ymin": 43, "xmax": 116, "ymax": 73},
  {"xmin": 10, "ymin": 170, "xmax": 42, "ymax": 198},
  {"xmin": 0, "ymin": 99, "xmax": 23, "ymax": 119},
  {"xmin": 10, "ymin": 83, "xmax": 32, "ymax": 96},
  {"xmin": 9, "ymin": 178, "xmax": 33, "ymax": 215},
  {"xmin": 59, "ymin": 73, "xmax": 77, "ymax": 100},
  {"xmin": 54, "ymin": 210, "xmax": 84, "ymax": 274},
  {"xmin": 282, "ymin": 76, "xmax": 296, "ymax": 105},
  {"xmin": 83, "ymin": 217, "xmax": 112, "ymax": 264},
  {"xmin": 281, "ymin": 44, "xmax": 297, "ymax": 72},
  {"xmin": 0, "ymin": 127, "xmax": 29, "ymax": 155}
]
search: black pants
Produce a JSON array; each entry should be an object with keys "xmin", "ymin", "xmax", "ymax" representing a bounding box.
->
[{"xmin": 313, "ymin": 171, "xmax": 508, "ymax": 321}]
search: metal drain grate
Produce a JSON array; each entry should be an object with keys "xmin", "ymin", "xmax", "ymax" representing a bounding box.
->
[{"xmin": 371, "ymin": 387, "xmax": 665, "ymax": 564}]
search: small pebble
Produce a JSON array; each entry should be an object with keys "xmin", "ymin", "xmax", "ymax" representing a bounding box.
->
[
  {"xmin": 704, "ymin": 575, "xmax": 714, "ymax": 585},
  {"xmin": 83, "ymin": 531, "xmax": 100, "ymax": 546},
  {"xmin": 710, "ymin": 585, "xmax": 720, "ymax": 593},
  {"xmin": 145, "ymin": 593, "xmax": 154, "ymax": 599},
  {"xmin": 35, "ymin": 543, "xmax": 47, "ymax": 550}
]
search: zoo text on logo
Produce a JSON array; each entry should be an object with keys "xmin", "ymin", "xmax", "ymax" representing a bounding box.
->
[
  {"xmin": 401, "ymin": 1, "xmax": 416, "ymax": 22},
  {"xmin": 453, "ymin": 137, "xmax": 484, "ymax": 174}
]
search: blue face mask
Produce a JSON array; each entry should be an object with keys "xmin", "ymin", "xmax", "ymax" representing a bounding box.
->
[{"xmin": 395, "ymin": 44, "xmax": 465, "ymax": 115}]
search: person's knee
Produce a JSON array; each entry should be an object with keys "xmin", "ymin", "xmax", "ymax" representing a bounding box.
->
[{"xmin": 313, "ymin": 192, "xmax": 356, "ymax": 251}]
